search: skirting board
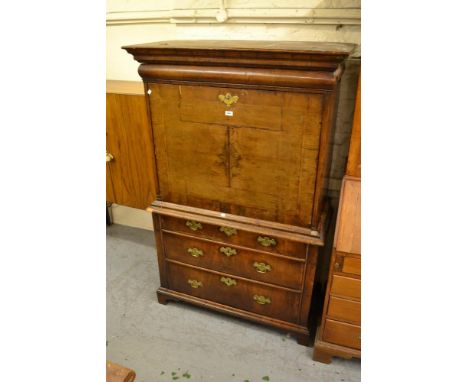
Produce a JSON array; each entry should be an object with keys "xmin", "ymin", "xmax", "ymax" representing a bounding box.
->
[{"xmin": 110, "ymin": 204, "xmax": 153, "ymax": 231}]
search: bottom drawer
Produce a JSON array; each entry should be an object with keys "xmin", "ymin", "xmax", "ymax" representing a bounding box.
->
[
  {"xmin": 166, "ymin": 261, "xmax": 301, "ymax": 323},
  {"xmin": 322, "ymin": 319, "xmax": 361, "ymax": 349}
]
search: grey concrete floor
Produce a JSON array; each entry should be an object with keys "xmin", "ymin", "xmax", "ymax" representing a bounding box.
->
[{"xmin": 107, "ymin": 224, "xmax": 360, "ymax": 382}]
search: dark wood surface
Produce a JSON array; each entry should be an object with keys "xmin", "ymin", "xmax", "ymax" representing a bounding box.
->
[
  {"xmin": 163, "ymin": 231, "xmax": 305, "ymax": 290},
  {"xmin": 161, "ymin": 215, "xmax": 308, "ymax": 258},
  {"xmin": 106, "ymin": 81, "xmax": 157, "ymax": 209},
  {"xmin": 124, "ymin": 41, "xmax": 352, "ymax": 344}
]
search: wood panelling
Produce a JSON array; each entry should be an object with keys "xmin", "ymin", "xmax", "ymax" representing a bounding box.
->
[
  {"xmin": 334, "ymin": 177, "xmax": 361, "ymax": 254},
  {"xmin": 106, "ymin": 85, "xmax": 157, "ymax": 209},
  {"xmin": 346, "ymin": 73, "xmax": 361, "ymax": 177}
]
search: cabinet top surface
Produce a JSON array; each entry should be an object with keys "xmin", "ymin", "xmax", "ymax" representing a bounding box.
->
[{"xmin": 123, "ymin": 40, "xmax": 355, "ymax": 56}]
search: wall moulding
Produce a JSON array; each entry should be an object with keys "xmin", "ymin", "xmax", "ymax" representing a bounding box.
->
[{"xmin": 106, "ymin": 8, "xmax": 361, "ymax": 26}]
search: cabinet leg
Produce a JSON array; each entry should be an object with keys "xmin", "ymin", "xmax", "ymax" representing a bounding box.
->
[
  {"xmin": 296, "ymin": 333, "xmax": 310, "ymax": 346},
  {"xmin": 157, "ymin": 291, "xmax": 169, "ymax": 305},
  {"xmin": 313, "ymin": 347, "xmax": 333, "ymax": 364}
]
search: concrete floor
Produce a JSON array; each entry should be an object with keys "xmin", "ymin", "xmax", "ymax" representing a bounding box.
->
[{"xmin": 107, "ymin": 224, "xmax": 361, "ymax": 382}]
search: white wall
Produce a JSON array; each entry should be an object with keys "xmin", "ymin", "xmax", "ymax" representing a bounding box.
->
[{"xmin": 107, "ymin": 0, "xmax": 361, "ymax": 80}]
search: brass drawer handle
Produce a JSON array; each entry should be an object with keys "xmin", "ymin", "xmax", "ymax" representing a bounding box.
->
[
  {"xmin": 219, "ymin": 226, "xmax": 237, "ymax": 237},
  {"xmin": 106, "ymin": 152, "xmax": 114, "ymax": 162},
  {"xmin": 186, "ymin": 220, "xmax": 202, "ymax": 231},
  {"xmin": 219, "ymin": 246, "xmax": 237, "ymax": 257},
  {"xmin": 253, "ymin": 294, "xmax": 271, "ymax": 305},
  {"xmin": 187, "ymin": 247, "xmax": 204, "ymax": 258},
  {"xmin": 257, "ymin": 236, "xmax": 277, "ymax": 247},
  {"xmin": 220, "ymin": 276, "xmax": 237, "ymax": 286},
  {"xmin": 188, "ymin": 279, "xmax": 203, "ymax": 289},
  {"xmin": 253, "ymin": 262, "xmax": 272, "ymax": 273},
  {"xmin": 218, "ymin": 92, "xmax": 239, "ymax": 107}
]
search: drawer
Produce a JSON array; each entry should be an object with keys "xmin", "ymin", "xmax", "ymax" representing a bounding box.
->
[
  {"xmin": 163, "ymin": 232, "xmax": 305, "ymax": 290},
  {"xmin": 322, "ymin": 319, "xmax": 360, "ymax": 349},
  {"xmin": 161, "ymin": 216, "xmax": 307, "ymax": 259},
  {"xmin": 330, "ymin": 275, "xmax": 360, "ymax": 300},
  {"xmin": 179, "ymin": 86, "xmax": 291, "ymax": 132},
  {"xmin": 327, "ymin": 296, "xmax": 360, "ymax": 325},
  {"xmin": 166, "ymin": 261, "xmax": 301, "ymax": 323},
  {"xmin": 342, "ymin": 256, "xmax": 360, "ymax": 276},
  {"xmin": 335, "ymin": 254, "xmax": 361, "ymax": 276}
]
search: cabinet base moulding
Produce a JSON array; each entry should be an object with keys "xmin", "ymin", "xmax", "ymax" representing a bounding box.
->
[{"xmin": 312, "ymin": 325, "xmax": 361, "ymax": 364}]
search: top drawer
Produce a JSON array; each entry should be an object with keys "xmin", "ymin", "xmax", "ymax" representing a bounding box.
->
[
  {"xmin": 161, "ymin": 215, "xmax": 307, "ymax": 259},
  {"xmin": 179, "ymin": 86, "xmax": 310, "ymax": 132}
]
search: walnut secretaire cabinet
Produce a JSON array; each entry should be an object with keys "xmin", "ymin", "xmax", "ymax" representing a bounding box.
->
[{"xmin": 124, "ymin": 41, "xmax": 354, "ymax": 344}]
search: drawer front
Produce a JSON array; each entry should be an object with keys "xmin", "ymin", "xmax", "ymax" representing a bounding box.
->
[
  {"xmin": 163, "ymin": 232, "xmax": 305, "ymax": 290},
  {"xmin": 179, "ymin": 86, "xmax": 284, "ymax": 131},
  {"xmin": 330, "ymin": 275, "xmax": 361, "ymax": 300},
  {"xmin": 342, "ymin": 256, "xmax": 360, "ymax": 276},
  {"xmin": 327, "ymin": 296, "xmax": 361, "ymax": 325},
  {"xmin": 166, "ymin": 261, "xmax": 301, "ymax": 323},
  {"xmin": 161, "ymin": 216, "xmax": 307, "ymax": 259},
  {"xmin": 322, "ymin": 319, "xmax": 361, "ymax": 349}
]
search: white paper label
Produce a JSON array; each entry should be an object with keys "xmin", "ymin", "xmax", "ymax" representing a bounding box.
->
[{"xmin": 225, "ymin": 110, "xmax": 233, "ymax": 117}]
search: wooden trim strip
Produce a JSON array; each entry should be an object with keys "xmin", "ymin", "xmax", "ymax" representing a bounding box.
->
[
  {"xmin": 151, "ymin": 200, "xmax": 320, "ymax": 237},
  {"xmin": 106, "ymin": 80, "xmax": 144, "ymax": 95},
  {"xmin": 147, "ymin": 204, "xmax": 325, "ymax": 246},
  {"xmin": 138, "ymin": 64, "xmax": 341, "ymax": 89}
]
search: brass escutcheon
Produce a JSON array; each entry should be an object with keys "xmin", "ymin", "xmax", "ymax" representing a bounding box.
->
[
  {"xmin": 186, "ymin": 220, "xmax": 202, "ymax": 231},
  {"xmin": 253, "ymin": 294, "xmax": 271, "ymax": 305},
  {"xmin": 187, "ymin": 247, "xmax": 204, "ymax": 258},
  {"xmin": 188, "ymin": 279, "xmax": 203, "ymax": 289},
  {"xmin": 218, "ymin": 92, "xmax": 239, "ymax": 107},
  {"xmin": 219, "ymin": 226, "xmax": 237, "ymax": 237},
  {"xmin": 220, "ymin": 276, "xmax": 237, "ymax": 287},
  {"xmin": 253, "ymin": 262, "xmax": 272, "ymax": 273},
  {"xmin": 219, "ymin": 246, "xmax": 237, "ymax": 257},
  {"xmin": 257, "ymin": 236, "xmax": 277, "ymax": 247}
]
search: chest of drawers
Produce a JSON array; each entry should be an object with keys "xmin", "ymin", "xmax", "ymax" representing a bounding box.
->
[
  {"xmin": 124, "ymin": 40, "xmax": 354, "ymax": 344},
  {"xmin": 313, "ymin": 176, "xmax": 361, "ymax": 362}
]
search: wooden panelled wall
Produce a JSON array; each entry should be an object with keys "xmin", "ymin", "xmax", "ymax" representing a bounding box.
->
[{"xmin": 106, "ymin": 80, "xmax": 157, "ymax": 210}]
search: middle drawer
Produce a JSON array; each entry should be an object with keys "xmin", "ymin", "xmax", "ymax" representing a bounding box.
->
[{"xmin": 163, "ymin": 232, "xmax": 305, "ymax": 290}]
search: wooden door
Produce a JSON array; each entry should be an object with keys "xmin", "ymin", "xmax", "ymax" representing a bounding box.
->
[
  {"xmin": 149, "ymin": 83, "xmax": 323, "ymax": 227},
  {"xmin": 106, "ymin": 81, "xmax": 157, "ymax": 209}
]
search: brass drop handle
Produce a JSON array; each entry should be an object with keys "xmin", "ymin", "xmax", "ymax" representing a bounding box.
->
[
  {"xmin": 220, "ymin": 276, "xmax": 237, "ymax": 286},
  {"xmin": 188, "ymin": 247, "xmax": 204, "ymax": 258},
  {"xmin": 219, "ymin": 226, "xmax": 237, "ymax": 237},
  {"xmin": 219, "ymin": 246, "xmax": 237, "ymax": 257},
  {"xmin": 218, "ymin": 92, "xmax": 239, "ymax": 107},
  {"xmin": 257, "ymin": 236, "xmax": 277, "ymax": 247},
  {"xmin": 106, "ymin": 152, "xmax": 114, "ymax": 162},
  {"xmin": 253, "ymin": 262, "xmax": 272, "ymax": 274},
  {"xmin": 186, "ymin": 220, "xmax": 203, "ymax": 231},
  {"xmin": 253, "ymin": 294, "xmax": 271, "ymax": 305},
  {"xmin": 188, "ymin": 279, "xmax": 203, "ymax": 289}
]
